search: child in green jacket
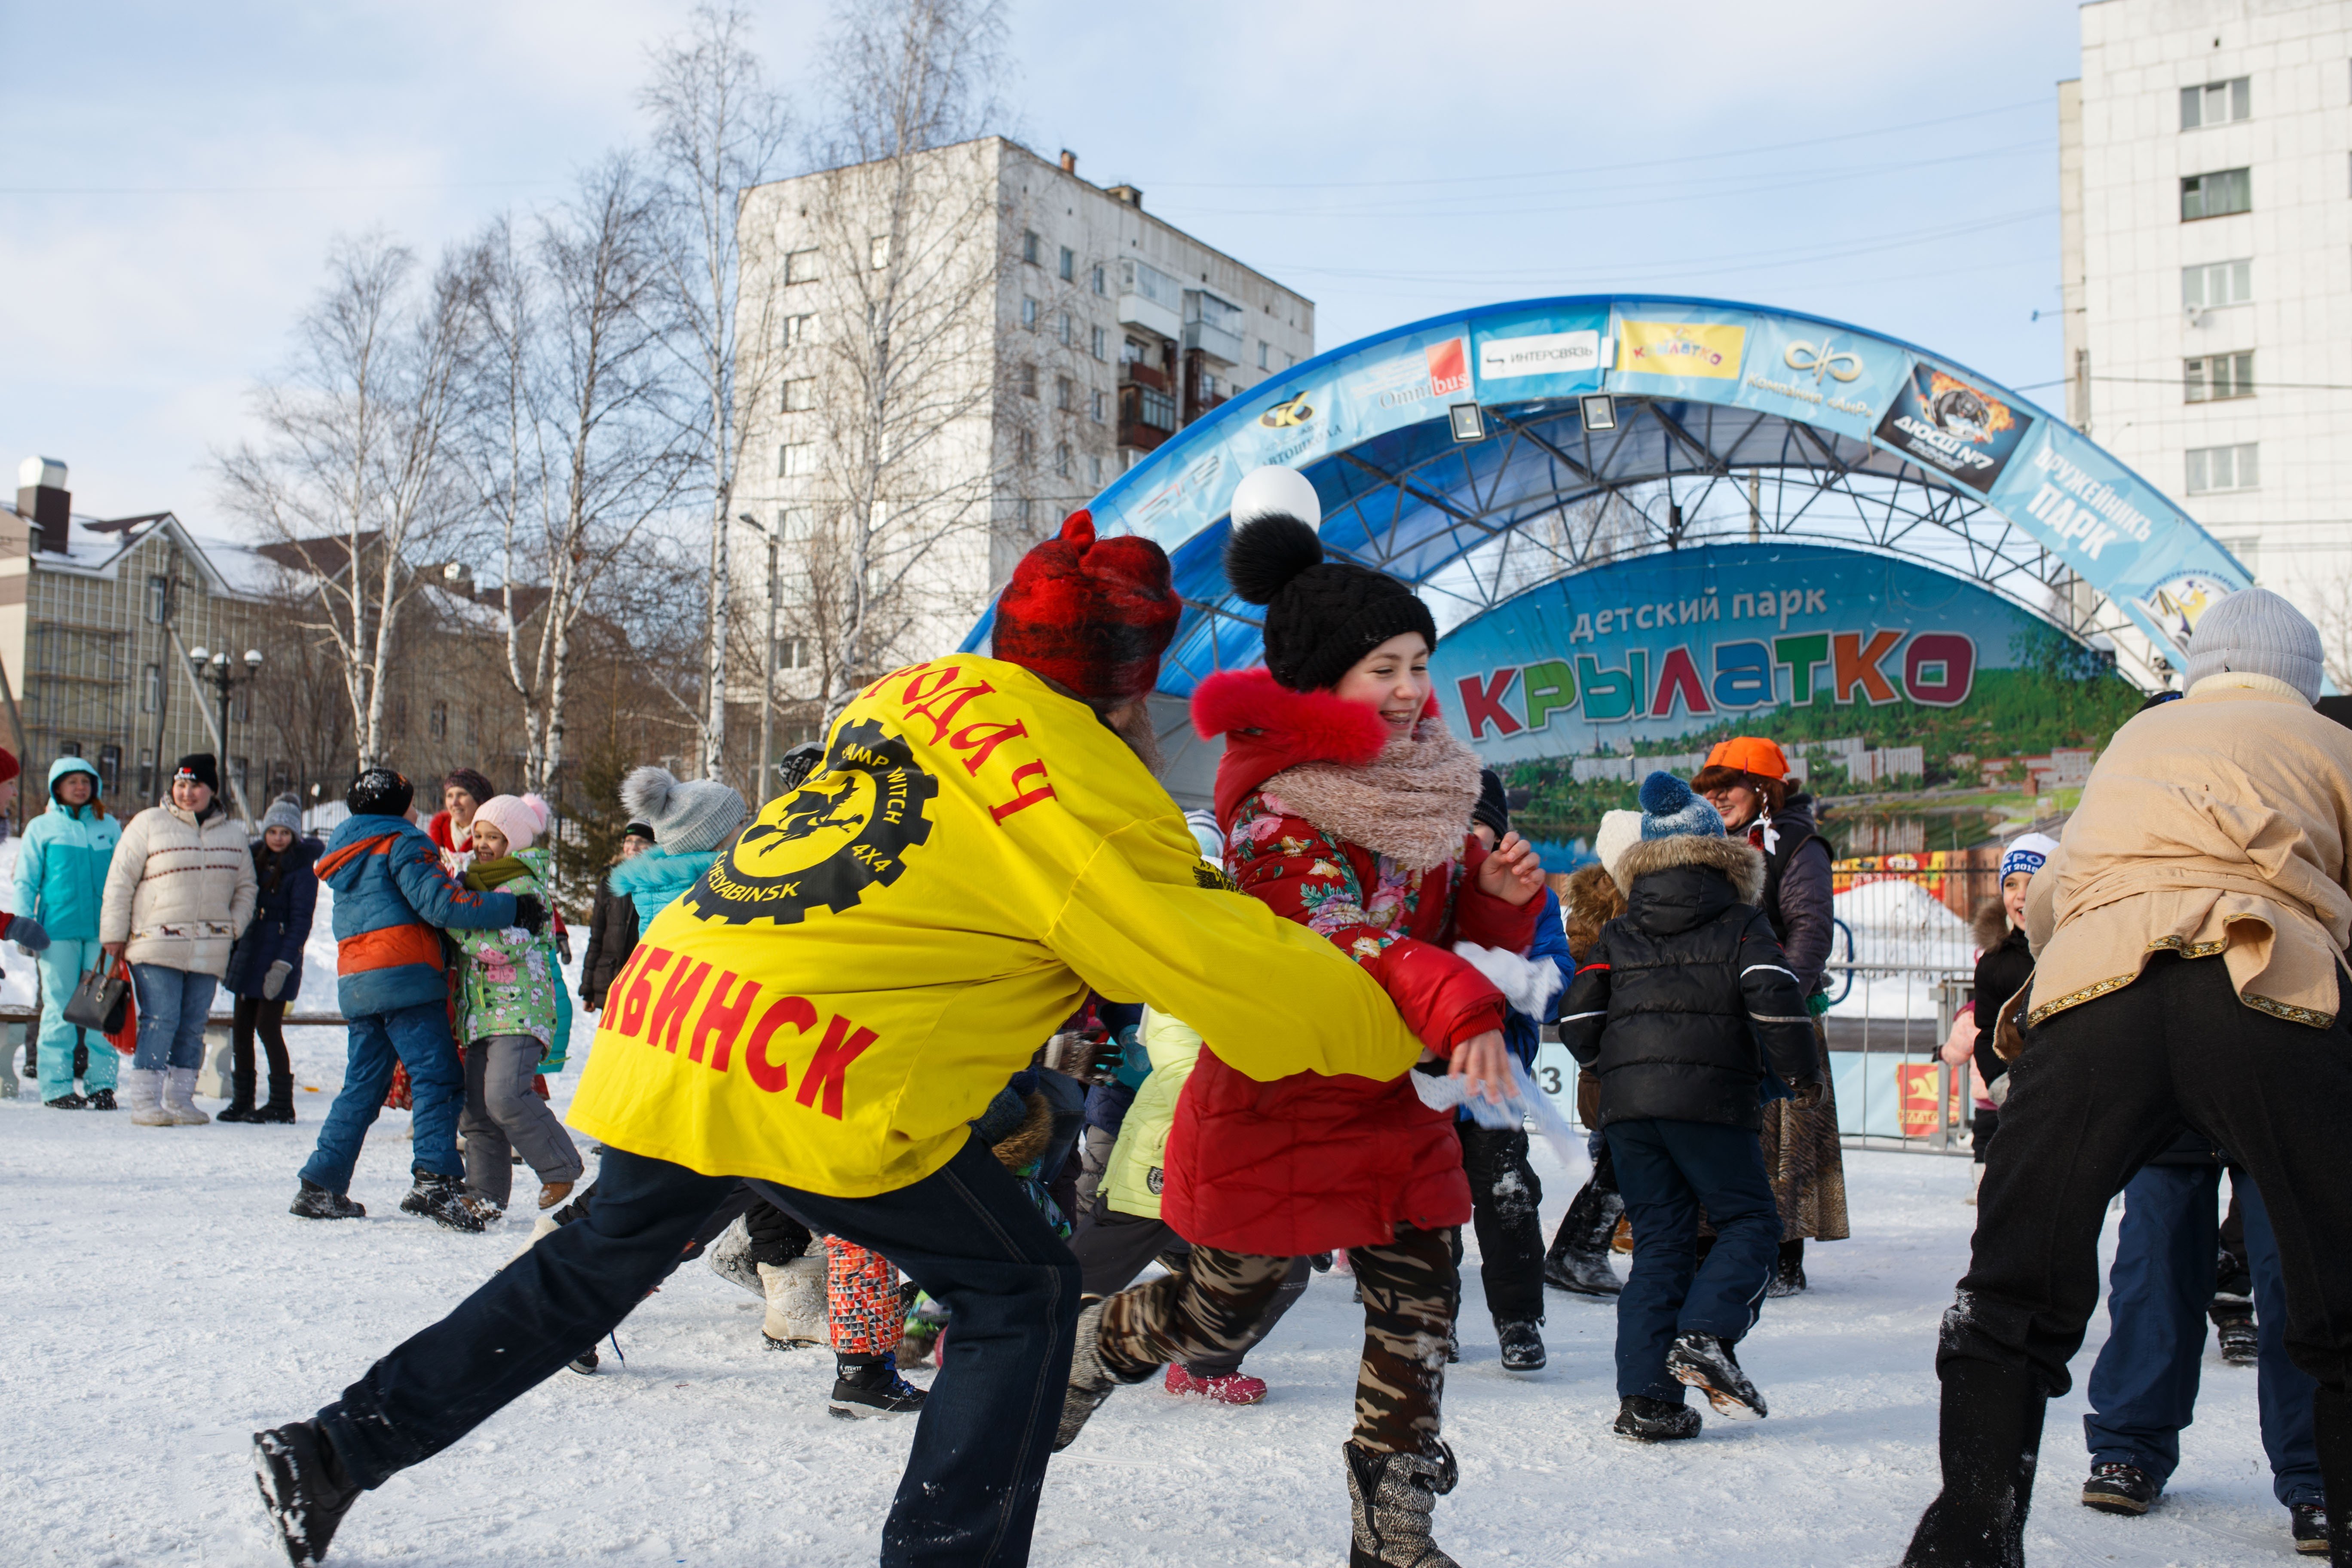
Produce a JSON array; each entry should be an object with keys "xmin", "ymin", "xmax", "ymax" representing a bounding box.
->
[{"xmin": 452, "ymin": 794, "xmax": 581, "ymax": 1213}]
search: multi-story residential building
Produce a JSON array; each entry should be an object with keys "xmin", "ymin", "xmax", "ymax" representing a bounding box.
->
[
  {"xmin": 732, "ymin": 137, "xmax": 1314, "ymax": 750},
  {"xmin": 2061, "ymin": 0, "xmax": 2352, "ymax": 629}
]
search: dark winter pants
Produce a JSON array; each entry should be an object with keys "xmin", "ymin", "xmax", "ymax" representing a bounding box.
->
[
  {"xmin": 1914, "ymin": 953, "xmax": 2352, "ymax": 1564},
  {"xmin": 1606, "ymin": 1116, "xmax": 1780, "ymax": 1403},
  {"xmin": 2083, "ymin": 1164, "xmax": 2321, "ymax": 1507},
  {"xmin": 459, "ymin": 1034, "xmax": 583, "ymax": 1208},
  {"xmin": 314, "ymin": 1136, "xmax": 1077, "ymax": 1568},
  {"xmin": 1096, "ymin": 1224, "xmax": 1458, "ymax": 1456},
  {"xmin": 300, "ymin": 1001, "xmax": 465, "ymax": 1192},
  {"xmin": 1460, "ymin": 1123, "xmax": 1546, "ymax": 1327},
  {"xmin": 1070, "ymin": 1204, "xmax": 1308, "ymax": 1377},
  {"xmin": 230, "ymin": 995, "xmax": 291, "ymax": 1101}
]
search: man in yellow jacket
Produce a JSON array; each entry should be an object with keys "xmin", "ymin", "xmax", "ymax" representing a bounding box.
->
[{"xmin": 253, "ymin": 513, "xmax": 1436, "ymax": 1568}]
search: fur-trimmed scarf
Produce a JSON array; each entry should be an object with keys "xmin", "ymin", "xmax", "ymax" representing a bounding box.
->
[{"xmin": 1260, "ymin": 719, "xmax": 1482, "ymax": 874}]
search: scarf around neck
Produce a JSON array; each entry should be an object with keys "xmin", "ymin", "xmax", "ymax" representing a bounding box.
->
[{"xmin": 1259, "ymin": 718, "xmax": 1483, "ymax": 874}]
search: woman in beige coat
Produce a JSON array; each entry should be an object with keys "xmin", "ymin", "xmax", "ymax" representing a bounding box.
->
[{"xmin": 99, "ymin": 753, "xmax": 257, "ymax": 1125}]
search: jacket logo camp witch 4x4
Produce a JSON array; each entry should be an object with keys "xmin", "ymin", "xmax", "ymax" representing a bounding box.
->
[{"xmin": 688, "ymin": 719, "xmax": 940, "ymax": 924}]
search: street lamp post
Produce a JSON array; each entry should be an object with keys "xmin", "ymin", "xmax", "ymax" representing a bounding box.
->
[
  {"xmin": 185, "ymin": 644, "xmax": 264, "ymax": 789},
  {"xmin": 736, "ymin": 512, "xmax": 782, "ymax": 801}
]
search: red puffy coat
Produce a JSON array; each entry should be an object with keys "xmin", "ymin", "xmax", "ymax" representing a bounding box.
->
[{"xmin": 1161, "ymin": 669, "xmax": 1538, "ymax": 1256}]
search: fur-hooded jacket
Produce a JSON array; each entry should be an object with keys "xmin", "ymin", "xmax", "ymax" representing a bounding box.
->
[
  {"xmin": 1557, "ymin": 833, "xmax": 1821, "ymax": 1131},
  {"xmin": 1164, "ymin": 667, "xmax": 1540, "ymax": 1256}
]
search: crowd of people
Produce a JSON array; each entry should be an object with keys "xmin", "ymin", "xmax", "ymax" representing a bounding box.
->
[{"xmin": 5, "ymin": 467, "xmax": 2345, "ymax": 1568}]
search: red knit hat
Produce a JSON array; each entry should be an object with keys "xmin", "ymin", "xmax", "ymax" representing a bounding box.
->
[
  {"xmin": 0, "ymin": 748, "xmax": 19, "ymax": 784},
  {"xmin": 993, "ymin": 510, "xmax": 1181, "ymax": 703}
]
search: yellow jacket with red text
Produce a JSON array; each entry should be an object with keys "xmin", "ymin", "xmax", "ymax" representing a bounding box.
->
[{"xmin": 566, "ymin": 655, "xmax": 1427, "ymax": 1197}]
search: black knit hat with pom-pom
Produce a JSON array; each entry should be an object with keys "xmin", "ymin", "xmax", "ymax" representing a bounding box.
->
[{"xmin": 1224, "ymin": 511, "xmax": 1438, "ymax": 692}]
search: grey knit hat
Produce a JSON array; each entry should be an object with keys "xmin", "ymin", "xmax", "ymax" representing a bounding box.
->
[
  {"xmin": 260, "ymin": 793, "xmax": 304, "ymax": 836},
  {"xmin": 2183, "ymin": 587, "xmax": 2323, "ymax": 702},
  {"xmin": 619, "ymin": 765, "xmax": 746, "ymax": 854}
]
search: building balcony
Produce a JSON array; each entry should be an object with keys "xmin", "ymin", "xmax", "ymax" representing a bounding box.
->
[
  {"xmin": 1116, "ymin": 291, "xmax": 1181, "ymax": 340},
  {"xmin": 1182, "ymin": 318, "xmax": 1246, "ymax": 367},
  {"xmin": 1119, "ymin": 360, "xmax": 1171, "ymax": 394}
]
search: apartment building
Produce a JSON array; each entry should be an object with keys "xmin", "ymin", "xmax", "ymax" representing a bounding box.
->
[
  {"xmin": 2061, "ymin": 0, "xmax": 2352, "ymax": 623},
  {"xmin": 732, "ymin": 136, "xmax": 1314, "ymax": 737}
]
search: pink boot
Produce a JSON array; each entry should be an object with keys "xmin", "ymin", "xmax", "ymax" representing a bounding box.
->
[{"xmin": 1164, "ymin": 1364, "xmax": 1268, "ymax": 1406}]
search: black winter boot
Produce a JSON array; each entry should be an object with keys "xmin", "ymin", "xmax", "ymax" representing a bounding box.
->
[
  {"xmin": 256, "ymin": 1076, "xmax": 297, "ymax": 1124},
  {"xmin": 827, "ymin": 1353, "xmax": 928, "ymax": 1418},
  {"xmin": 290, "ymin": 1180, "xmax": 365, "ymax": 1220},
  {"xmin": 86, "ymin": 1087, "xmax": 117, "ymax": 1111},
  {"xmin": 2313, "ymin": 1385, "xmax": 2352, "ymax": 1567},
  {"xmin": 1344, "ymin": 1439, "xmax": 1458, "ymax": 1568},
  {"xmin": 400, "ymin": 1171, "xmax": 491, "ymax": 1233},
  {"xmin": 1903, "ymin": 1358, "xmax": 2048, "ymax": 1568},
  {"xmin": 1544, "ymin": 1179, "xmax": 1624, "ymax": 1296},
  {"xmin": 219, "ymin": 1069, "xmax": 260, "ymax": 1123},
  {"xmin": 253, "ymin": 1420, "xmax": 361, "ymax": 1566}
]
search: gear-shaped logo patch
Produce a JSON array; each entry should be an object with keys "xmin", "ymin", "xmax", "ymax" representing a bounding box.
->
[{"xmin": 688, "ymin": 718, "xmax": 938, "ymax": 925}]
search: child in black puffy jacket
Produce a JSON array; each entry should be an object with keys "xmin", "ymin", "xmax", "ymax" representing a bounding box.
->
[{"xmin": 1558, "ymin": 772, "xmax": 1822, "ymax": 1442}]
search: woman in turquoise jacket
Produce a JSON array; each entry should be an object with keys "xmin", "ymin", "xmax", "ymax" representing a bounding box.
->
[{"xmin": 15, "ymin": 756, "xmax": 123, "ymax": 1107}]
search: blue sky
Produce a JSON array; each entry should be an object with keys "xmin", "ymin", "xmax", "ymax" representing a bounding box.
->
[{"xmin": 1, "ymin": 0, "xmax": 2082, "ymax": 522}]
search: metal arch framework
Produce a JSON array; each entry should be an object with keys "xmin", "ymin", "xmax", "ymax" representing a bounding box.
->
[{"xmin": 965, "ymin": 295, "xmax": 2250, "ymax": 699}]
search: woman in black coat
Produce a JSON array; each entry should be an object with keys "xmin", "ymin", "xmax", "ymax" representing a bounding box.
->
[
  {"xmin": 579, "ymin": 821, "xmax": 655, "ymax": 1011},
  {"xmin": 219, "ymin": 794, "xmax": 321, "ymax": 1123},
  {"xmin": 1692, "ymin": 736, "xmax": 1849, "ymax": 1294}
]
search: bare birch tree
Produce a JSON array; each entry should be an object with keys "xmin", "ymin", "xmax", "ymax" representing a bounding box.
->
[
  {"xmin": 784, "ymin": 0, "xmax": 1013, "ymax": 722},
  {"xmin": 642, "ymin": 4, "xmax": 793, "ymax": 782},
  {"xmin": 469, "ymin": 159, "xmax": 691, "ymax": 796},
  {"xmin": 218, "ymin": 235, "xmax": 478, "ymax": 769}
]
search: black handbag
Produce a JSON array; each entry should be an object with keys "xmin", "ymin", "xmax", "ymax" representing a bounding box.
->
[{"xmin": 62, "ymin": 960, "xmax": 131, "ymax": 1035}]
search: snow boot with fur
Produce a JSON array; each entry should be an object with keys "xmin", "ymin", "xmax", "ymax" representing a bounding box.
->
[
  {"xmin": 164, "ymin": 1066, "xmax": 211, "ymax": 1124},
  {"xmin": 1344, "ymin": 1439, "xmax": 1458, "ymax": 1568},
  {"xmin": 126, "ymin": 1067, "xmax": 175, "ymax": 1126},
  {"xmin": 757, "ymin": 1255, "xmax": 827, "ymax": 1349},
  {"xmin": 253, "ymin": 1419, "xmax": 360, "ymax": 1567},
  {"xmin": 1902, "ymin": 1358, "xmax": 2047, "ymax": 1568}
]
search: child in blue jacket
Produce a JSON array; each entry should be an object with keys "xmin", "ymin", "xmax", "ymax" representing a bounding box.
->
[{"xmin": 291, "ymin": 769, "xmax": 543, "ymax": 1231}]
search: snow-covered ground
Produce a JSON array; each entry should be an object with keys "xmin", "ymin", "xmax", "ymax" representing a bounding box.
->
[{"xmin": 1, "ymin": 1036, "xmax": 2300, "ymax": 1568}]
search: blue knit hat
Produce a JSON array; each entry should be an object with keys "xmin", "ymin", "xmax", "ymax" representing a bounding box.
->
[{"xmin": 1639, "ymin": 771, "xmax": 1724, "ymax": 840}]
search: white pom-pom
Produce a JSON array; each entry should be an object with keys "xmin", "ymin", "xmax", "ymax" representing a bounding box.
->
[{"xmin": 1230, "ymin": 465, "xmax": 1321, "ymax": 531}]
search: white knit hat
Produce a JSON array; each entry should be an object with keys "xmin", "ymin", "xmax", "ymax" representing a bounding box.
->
[
  {"xmin": 621, "ymin": 766, "xmax": 747, "ymax": 854},
  {"xmin": 471, "ymin": 793, "xmax": 551, "ymax": 853},
  {"xmin": 2183, "ymin": 587, "xmax": 2323, "ymax": 702},
  {"xmin": 1592, "ymin": 808, "xmax": 1642, "ymax": 888}
]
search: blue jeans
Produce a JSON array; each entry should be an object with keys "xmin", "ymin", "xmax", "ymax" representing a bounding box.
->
[
  {"xmin": 299, "ymin": 1001, "xmax": 465, "ymax": 1192},
  {"xmin": 1607, "ymin": 1117, "xmax": 1782, "ymax": 1403},
  {"xmin": 315, "ymin": 1137, "xmax": 1078, "ymax": 1566},
  {"xmin": 129, "ymin": 963, "xmax": 217, "ymax": 1071},
  {"xmin": 2084, "ymin": 1164, "xmax": 2322, "ymax": 1507},
  {"xmin": 34, "ymin": 939, "xmax": 114, "ymax": 1096}
]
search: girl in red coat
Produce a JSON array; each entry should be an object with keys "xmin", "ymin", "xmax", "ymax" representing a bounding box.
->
[{"xmin": 1063, "ymin": 473, "xmax": 1545, "ymax": 1568}]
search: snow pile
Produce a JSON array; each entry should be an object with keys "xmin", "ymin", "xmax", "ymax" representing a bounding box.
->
[{"xmin": 1827, "ymin": 877, "xmax": 1976, "ymax": 1021}]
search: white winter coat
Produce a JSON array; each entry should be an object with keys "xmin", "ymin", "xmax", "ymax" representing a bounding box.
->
[{"xmin": 100, "ymin": 803, "xmax": 258, "ymax": 976}]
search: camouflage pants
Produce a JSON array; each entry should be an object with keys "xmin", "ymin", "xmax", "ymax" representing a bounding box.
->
[{"xmin": 1096, "ymin": 1223, "xmax": 1458, "ymax": 1456}]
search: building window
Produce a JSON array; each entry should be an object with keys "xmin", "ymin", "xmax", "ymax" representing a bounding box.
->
[
  {"xmin": 1091, "ymin": 264, "xmax": 1106, "ymax": 296},
  {"xmin": 1090, "ymin": 388, "xmax": 1107, "ymax": 423},
  {"xmin": 429, "ymin": 701, "xmax": 447, "ymax": 740},
  {"xmin": 1017, "ymin": 429, "xmax": 1035, "ymax": 466},
  {"xmin": 1017, "ymin": 497, "xmax": 1033, "ymax": 526},
  {"xmin": 138, "ymin": 748, "xmax": 154, "ymax": 800},
  {"xmin": 2182, "ymin": 258, "xmax": 2251, "ymax": 308},
  {"xmin": 1018, "ymin": 362, "xmax": 1038, "ymax": 398},
  {"xmin": 147, "ymin": 576, "xmax": 169, "ymax": 624},
  {"xmin": 1055, "ymin": 375, "xmax": 1075, "ymax": 412},
  {"xmin": 868, "ymin": 233, "xmax": 891, "ymax": 270},
  {"xmin": 2184, "ymin": 352, "xmax": 2254, "ymax": 402},
  {"xmin": 780, "ymin": 442, "xmax": 814, "ymax": 478},
  {"xmin": 782, "ymin": 312, "xmax": 815, "ymax": 348},
  {"xmin": 782, "ymin": 377, "xmax": 816, "ymax": 412},
  {"xmin": 1127, "ymin": 385, "xmax": 1177, "ymax": 432},
  {"xmin": 233, "ymin": 756, "xmax": 249, "ymax": 796},
  {"xmin": 1058, "ymin": 245, "xmax": 1075, "ymax": 282},
  {"xmin": 1089, "ymin": 453, "xmax": 1103, "ymax": 486},
  {"xmin": 784, "ymin": 248, "xmax": 820, "ymax": 285},
  {"xmin": 1121, "ymin": 336, "xmax": 1146, "ymax": 365},
  {"xmin": 97, "ymin": 744, "xmax": 119, "ymax": 793},
  {"xmin": 2181, "ymin": 77, "xmax": 2251, "ymax": 129},
  {"xmin": 777, "ymin": 636, "xmax": 811, "ymax": 670},
  {"xmin": 139, "ymin": 662, "xmax": 160, "ymax": 714},
  {"xmin": 1022, "ymin": 230, "xmax": 1040, "ymax": 266},
  {"xmin": 1058, "ymin": 311, "xmax": 1073, "ymax": 346},
  {"xmin": 1090, "ymin": 325, "xmax": 1106, "ymax": 360},
  {"xmin": 782, "ymin": 506, "xmax": 815, "ymax": 544},
  {"xmin": 2186, "ymin": 443, "xmax": 2259, "ymax": 493},
  {"xmin": 1021, "ymin": 296, "xmax": 1039, "ymax": 330},
  {"xmin": 1054, "ymin": 442, "xmax": 1072, "ymax": 480},
  {"xmin": 1258, "ymin": 340, "xmax": 1270, "ymax": 370},
  {"xmin": 2181, "ymin": 168, "xmax": 2251, "ymax": 220}
]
